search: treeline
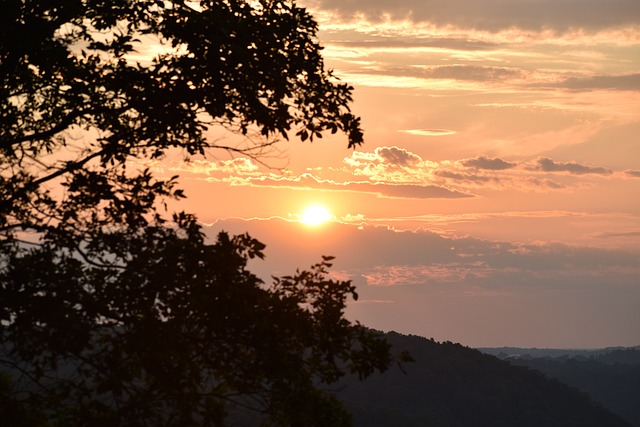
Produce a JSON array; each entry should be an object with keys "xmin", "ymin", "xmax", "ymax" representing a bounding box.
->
[
  {"xmin": 334, "ymin": 332, "xmax": 633, "ymax": 427},
  {"xmin": 484, "ymin": 347, "xmax": 640, "ymax": 427}
]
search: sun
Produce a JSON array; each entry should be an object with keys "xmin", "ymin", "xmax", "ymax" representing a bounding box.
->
[{"xmin": 300, "ymin": 205, "xmax": 332, "ymax": 226}]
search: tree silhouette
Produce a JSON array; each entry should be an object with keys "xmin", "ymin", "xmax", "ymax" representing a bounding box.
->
[
  {"xmin": 0, "ymin": 1, "xmax": 388, "ymax": 425},
  {"xmin": 1, "ymin": 0, "xmax": 362, "ymax": 241}
]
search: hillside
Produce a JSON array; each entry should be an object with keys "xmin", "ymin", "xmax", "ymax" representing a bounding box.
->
[
  {"xmin": 481, "ymin": 347, "xmax": 640, "ymax": 427},
  {"xmin": 334, "ymin": 332, "xmax": 632, "ymax": 427}
]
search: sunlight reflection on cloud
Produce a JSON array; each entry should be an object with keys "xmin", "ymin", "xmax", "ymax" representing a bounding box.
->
[{"xmin": 399, "ymin": 129, "xmax": 457, "ymax": 136}]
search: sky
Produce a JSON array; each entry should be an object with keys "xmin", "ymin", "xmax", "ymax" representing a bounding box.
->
[{"xmin": 160, "ymin": 0, "xmax": 640, "ymax": 348}]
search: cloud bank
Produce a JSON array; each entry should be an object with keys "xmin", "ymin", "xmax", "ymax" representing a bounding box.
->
[
  {"xmin": 309, "ymin": 0, "xmax": 640, "ymax": 32},
  {"xmin": 164, "ymin": 147, "xmax": 630, "ymax": 199},
  {"xmin": 202, "ymin": 217, "xmax": 640, "ymax": 347},
  {"xmin": 533, "ymin": 158, "xmax": 613, "ymax": 175}
]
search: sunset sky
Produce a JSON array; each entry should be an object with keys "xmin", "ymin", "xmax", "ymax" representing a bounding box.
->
[{"xmin": 160, "ymin": 0, "xmax": 640, "ymax": 348}]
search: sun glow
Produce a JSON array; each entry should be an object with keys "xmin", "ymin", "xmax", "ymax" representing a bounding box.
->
[{"xmin": 300, "ymin": 205, "xmax": 332, "ymax": 226}]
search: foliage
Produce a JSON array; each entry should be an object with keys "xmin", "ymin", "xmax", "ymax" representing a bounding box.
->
[
  {"xmin": 1, "ymin": 0, "xmax": 363, "ymax": 245},
  {"xmin": 1, "ymin": 217, "xmax": 390, "ymax": 425},
  {"xmin": 503, "ymin": 350, "xmax": 640, "ymax": 427},
  {"xmin": 336, "ymin": 332, "xmax": 633, "ymax": 427},
  {"xmin": 0, "ymin": 372, "xmax": 47, "ymax": 427},
  {"xmin": 0, "ymin": 1, "xmax": 389, "ymax": 426}
]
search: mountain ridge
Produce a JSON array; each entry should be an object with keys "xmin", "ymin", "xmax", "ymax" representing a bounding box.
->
[{"xmin": 334, "ymin": 331, "xmax": 634, "ymax": 427}]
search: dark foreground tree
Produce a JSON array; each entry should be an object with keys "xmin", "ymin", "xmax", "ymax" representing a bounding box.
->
[
  {"xmin": 0, "ymin": 1, "xmax": 389, "ymax": 425},
  {"xmin": 2, "ymin": 217, "xmax": 390, "ymax": 425},
  {"xmin": 1, "ymin": 0, "xmax": 363, "ymax": 239}
]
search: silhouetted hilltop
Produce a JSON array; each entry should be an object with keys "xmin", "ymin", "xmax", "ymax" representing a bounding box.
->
[
  {"xmin": 482, "ymin": 346, "xmax": 640, "ymax": 426},
  {"xmin": 335, "ymin": 332, "xmax": 632, "ymax": 427},
  {"xmin": 480, "ymin": 346, "xmax": 640, "ymax": 362}
]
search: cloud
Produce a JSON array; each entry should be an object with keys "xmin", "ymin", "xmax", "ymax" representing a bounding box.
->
[
  {"xmin": 625, "ymin": 170, "xmax": 640, "ymax": 178},
  {"xmin": 527, "ymin": 178, "xmax": 566, "ymax": 190},
  {"xmin": 375, "ymin": 146, "xmax": 422, "ymax": 166},
  {"xmin": 367, "ymin": 183, "xmax": 470, "ymax": 199},
  {"xmin": 168, "ymin": 158, "xmax": 260, "ymax": 177},
  {"xmin": 164, "ymin": 149, "xmax": 624, "ymax": 200},
  {"xmin": 532, "ymin": 158, "xmax": 613, "ymax": 175},
  {"xmin": 203, "ymin": 218, "xmax": 640, "ymax": 288},
  {"xmin": 434, "ymin": 169, "xmax": 567, "ymax": 192},
  {"xmin": 595, "ymin": 231, "xmax": 640, "ymax": 239},
  {"xmin": 362, "ymin": 263, "xmax": 491, "ymax": 286},
  {"xmin": 328, "ymin": 38, "xmax": 498, "ymax": 52},
  {"xmin": 203, "ymin": 217, "xmax": 640, "ymax": 346},
  {"xmin": 340, "ymin": 149, "xmax": 618, "ymax": 193},
  {"xmin": 418, "ymin": 65, "xmax": 526, "ymax": 82},
  {"xmin": 559, "ymin": 73, "xmax": 640, "ymax": 91},
  {"xmin": 400, "ymin": 129, "xmax": 457, "ymax": 137},
  {"xmin": 309, "ymin": 0, "xmax": 640, "ymax": 33},
  {"xmin": 434, "ymin": 170, "xmax": 493, "ymax": 183},
  {"xmin": 346, "ymin": 65, "xmax": 528, "ymax": 85},
  {"xmin": 460, "ymin": 156, "xmax": 517, "ymax": 170},
  {"xmin": 343, "ymin": 146, "xmax": 438, "ymax": 183},
  {"xmin": 245, "ymin": 174, "xmax": 471, "ymax": 199}
]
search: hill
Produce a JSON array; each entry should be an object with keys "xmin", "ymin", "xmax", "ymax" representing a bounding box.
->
[
  {"xmin": 479, "ymin": 346, "xmax": 640, "ymax": 361},
  {"xmin": 481, "ymin": 346, "xmax": 640, "ymax": 427},
  {"xmin": 334, "ymin": 332, "xmax": 632, "ymax": 427}
]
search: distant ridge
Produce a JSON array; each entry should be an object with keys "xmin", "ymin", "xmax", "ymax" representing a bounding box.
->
[
  {"xmin": 479, "ymin": 345, "xmax": 640, "ymax": 426},
  {"xmin": 335, "ymin": 332, "xmax": 633, "ymax": 427},
  {"xmin": 479, "ymin": 346, "xmax": 640, "ymax": 360}
]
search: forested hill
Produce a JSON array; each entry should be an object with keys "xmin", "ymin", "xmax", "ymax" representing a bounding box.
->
[
  {"xmin": 335, "ymin": 332, "xmax": 632, "ymax": 427},
  {"xmin": 481, "ymin": 346, "xmax": 640, "ymax": 427}
]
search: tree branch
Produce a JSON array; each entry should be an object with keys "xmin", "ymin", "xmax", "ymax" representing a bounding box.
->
[{"xmin": 3, "ymin": 109, "xmax": 89, "ymax": 148}]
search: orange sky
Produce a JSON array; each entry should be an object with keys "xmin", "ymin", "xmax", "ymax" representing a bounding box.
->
[{"xmin": 154, "ymin": 0, "xmax": 640, "ymax": 348}]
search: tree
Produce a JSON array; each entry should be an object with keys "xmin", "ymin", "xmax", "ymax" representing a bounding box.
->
[
  {"xmin": 1, "ymin": 219, "xmax": 391, "ymax": 426},
  {"xmin": 1, "ymin": 0, "xmax": 363, "ymax": 241},
  {"xmin": 0, "ymin": 1, "xmax": 389, "ymax": 425}
]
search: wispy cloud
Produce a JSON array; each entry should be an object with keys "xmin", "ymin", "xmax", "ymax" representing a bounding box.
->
[
  {"xmin": 412, "ymin": 65, "xmax": 527, "ymax": 82},
  {"xmin": 168, "ymin": 158, "xmax": 261, "ymax": 177},
  {"xmin": 308, "ymin": 0, "xmax": 640, "ymax": 33},
  {"xmin": 202, "ymin": 217, "xmax": 640, "ymax": 346},
  {"xmin": 459, "ymin": 156, "xmax": 517, "ymax": 170},
  {"xmin": 340, "ymin": 147, "xmax": 616, "ymax": 192},
  {"xmin": 557, "ymin": 73, "xmax": 640, "ymax": 91},
  {"xmin": 353, "ymin": 64, "xmax": 529, "ymax": 84},
  {"xmin": 244, "ymin": 174, "xmax": 471, "ymax": 199},
  {"xmin": 531, "ymin": 157, "xmax": 613, "ymax": 175},
  {"xmin": 342, "ymin": 146, "xmax": 438, "ymax": 183},
  {"xmin": 399, "ymin": 129, "xmax": 457, "ymax": 137},
  {"xmin": 595, "ymin": 231, "xmax": 640, "ymax": 239},
  {"xmin": 202, "ymin": 218, "xmax": 640, "ymax": 290},
  {"xmin": 162, "ymin": 148, "xmax": 628, "ymax": 199}
]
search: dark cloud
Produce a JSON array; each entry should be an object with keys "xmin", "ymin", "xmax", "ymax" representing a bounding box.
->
[
  {"xmin": 624, "ymin": 170, "xmax": 640, "ymax": 178},
  {"xmin": 364, "ymin": 65, "xmax": 525, "ymax": 83},
  {"xmin": 425, "ymin": 65, "xmax": 524, "ymax": 82},
  {"xmin": 363, "ymin": 183, "xmax": 471, "ymax": 199},
  {"xmin": 376, "ymin": 146, "xmax": 422, "ymax": 166},
  {"xmin": 246, "ymin": 174, "xmax": 471, "ymax": 199},
  {"xmin": 559, "ymin": 73, "xmax": 640, "ymax": 91},
  {"xmin": 461, "ymin": 156, "xmax": 517, "ymax": 170},
  {"xmin": 330, "ymin": 38, "xmax": 498, "ymax": 52},
  {"xmin": 595, "ymin": 231, "xmax": 640, "ymax": 239},
  {"xmin": 204, "ymin": 218, "xmax": 640, "ymax": 346},
  {"xmin": 204, "ymin": 219, "xmax": 640, "ymax": 284},
  {"xmin": 436, "ymin": 170, "xmax": 566, "ymax": 191},
  {"xmin": 530, "ymin": 178, "xmax": 565, "ymax": 190},
  {"xmin": 534, "ymin": 158, "xmax": 612, "ymax": 175},
  {"xmin": 314, "ymin": 0, "xmax": 640, "ymax": 32},
  {"xmin": 435, "ymin": 170, "xmax": 493, "ymax": 183}
]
